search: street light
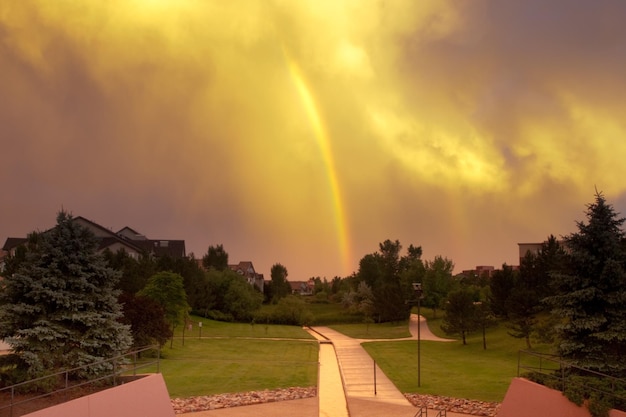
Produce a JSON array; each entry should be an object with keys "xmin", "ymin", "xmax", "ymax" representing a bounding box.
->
[{"xmin": 412, "ymin": 282, "xmax": 424, "ymax": 387}]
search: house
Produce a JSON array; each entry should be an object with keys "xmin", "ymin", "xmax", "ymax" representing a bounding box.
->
[
  {"xmin": 1, "ymin": 216, "xmax": 186, "ymax": 261},
  {"xmin": 288, "ymin": 279, "xmax": 315, "ymax": 296},
  {"xmin": 228, "ymin": 261, "xmax": 264, "ymax": 292}
]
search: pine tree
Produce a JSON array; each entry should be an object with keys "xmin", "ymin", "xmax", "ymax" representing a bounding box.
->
[
  {"xmin": 545, "ymin": 192, "xmax": 626, "ymax": 375},
  {"xmin": 0, "ymin": 211, "xmax": 132, "ymax": 381}
]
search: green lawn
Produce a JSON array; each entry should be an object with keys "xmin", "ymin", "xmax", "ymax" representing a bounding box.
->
[
  {"xmin": 361, "ymin": 315, "xmax": 551, "ymax": 402},
  {"xmin": 140, "ymin": 316, "xmax": 318, "ymax": 398},
  {"xmin": 329, "ymin": 321, "xmax": 411, "ymax": 339},
  {"xmin": 174, "ymin": 316, "xmax": 316, "ymax": 339},
  {"xmin": 157, "ymin": 338, "xmax": 318, "ymax": 398},
  {"xmin": 142, "ymin": 311, "xmax": 551, "ymax": 402}
]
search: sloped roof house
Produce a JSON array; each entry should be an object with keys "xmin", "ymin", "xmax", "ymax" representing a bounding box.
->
[{"xmin": 1, "ymin": 216, "xmax": 186, "ymax": 260}]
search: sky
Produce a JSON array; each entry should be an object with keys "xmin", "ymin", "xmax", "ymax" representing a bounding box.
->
[{"xmin": 2, "ymin": 0, "xmax": 626, "ymax": 280}]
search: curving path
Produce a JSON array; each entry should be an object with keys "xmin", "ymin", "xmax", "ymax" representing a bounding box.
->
[{"xmin": 182, "ymin": 315, "xmax": 468, "ymax": 417}]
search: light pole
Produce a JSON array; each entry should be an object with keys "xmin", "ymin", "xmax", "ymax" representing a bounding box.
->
[{"xmin": 412, "ymin": 282, "xmax": 424, "ymax": 388}]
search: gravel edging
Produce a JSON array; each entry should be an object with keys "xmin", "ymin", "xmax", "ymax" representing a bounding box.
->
[
  {"xmin": 171, "ymin": 387, "xmax": 317, "ymax": 414},
  {"xmin": 405, "ymin": 393, "xmax": 501, "ymax": 416},
  {"xmin": 172, "ymin": 388, "xmax": 501, "ymax": 416}
]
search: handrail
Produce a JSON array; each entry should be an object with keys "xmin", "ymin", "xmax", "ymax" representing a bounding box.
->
[
  {"xmin": 0, "ymin": 345, "xmax": 160, "ymax": 416},
  {"xmin": 517, "ymin": 350, "xmax": 626, "ymax": 405},
  {"xmin": 414, "ymin": 405, "xmax": 427, "ymax": 416}
]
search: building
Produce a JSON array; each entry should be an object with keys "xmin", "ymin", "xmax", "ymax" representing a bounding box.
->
[
  {"xmin": 228, "ymin": 261, "xmax": 264, "ymax": 292},
  {"xmin": 288, "ymin": 279, "xmax": 315, "ymax": 296},
  {"xmin": 460, "ymin": 265, "xmax": 496, "ymax": 279},
  {"xmin": 1, "ymin": 216, "xmax": 186, "ymax": 261},
  {"xmin": 518, "ymin": 242, "xmax": 544, "ymax": 263}
]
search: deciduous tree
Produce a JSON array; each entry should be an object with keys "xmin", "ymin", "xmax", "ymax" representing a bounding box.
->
[
  {"xmin": 441, "ymin": 286, "xmax": 478, "ymax": 345},
  {"xmin": 138, "ymin": 271, "xmax": 190, "ymax": 346},
  {"xmin": 202, "ymin": 244, "xmax": 229, "ymax": 271},
  {"xmin": 269, "ymin": 263, "xmax": 291, "ymax": 302}
]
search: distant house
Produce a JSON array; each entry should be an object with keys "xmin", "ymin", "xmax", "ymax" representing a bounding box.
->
[
  {"xmin": 228, "ymin": 261, "xmax": 264, "ymax": 292},
  {"xmin": 288, "ymin": 279, "xmax": 314, "ymax": 296},
  {"xmin": 1, "ymin": 216, "xmax": 186, "ymax": 261},
  {"xmin": 460, "ymin": 265, "xmax": 496, "ymax": 279}
]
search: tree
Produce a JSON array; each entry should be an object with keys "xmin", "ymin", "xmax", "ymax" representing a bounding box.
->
[
  {"xmin": 441, "ymin": 287, "xmax": 478, "ymax": 345},
  {"xmin": 223, "ymin": 273, "xmax": 263, "ymax": 321},
  {"xmin": 544, "ymin": 191, "xmax": 626, "ymax": 375},
  {"xmin": 103, "ymin": 248, "xmax": 155, "ymax": 295},
  {"xmin": 506, "ymin": 287, "xmax": 540, "ymax": 349},
  {"xmin": 269, "ymin": 263, "xmax": 291, "ymax": 302},
  {"xmin": 0, "ymin": 211, "xmax": 132, "ymax": 381},
  {"xmin": 474, "ymin": 300, "xmax": 497, "ymax": 350},
  {"xmin": 421, "ymin": 256, "xmax": 454, "ymax": 318},
  {"xmin": 138, "ymin": 271, "xmax": 190, "ymax": 347},
  {"xmin": 271, "ymin": 295, "xmax": 313, "ymax": 326},
  {"xmin": 505, "ymin": 236, "xmax": 567, "ymax": 348},
  {"xmin": 488, "ymin": 264, "xmax": 517, "ymax": 317},
  {"xmin": 355, "ymin": 239, "xmax": 422, "ymax": 322},
  {"xmin": 202, "ymin": 244, "xmax": 229, "ymax": 271},
  {"xmin": 119, "ymin": 293, "xmax": 172, "ymax": 349}
]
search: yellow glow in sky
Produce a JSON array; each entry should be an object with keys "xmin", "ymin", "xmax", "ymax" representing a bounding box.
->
[{"xmin": 2, "ymin": 0, "xmax": 626, "ymax": 278}]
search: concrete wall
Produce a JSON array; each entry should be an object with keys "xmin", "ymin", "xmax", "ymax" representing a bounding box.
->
[
  {"xmin": 23, "ymin": 374, "xmax": 174, "ymax": 417},
  {"xmin": 498, "ymin": 377, "xmax": 626, "ymax": 417}
]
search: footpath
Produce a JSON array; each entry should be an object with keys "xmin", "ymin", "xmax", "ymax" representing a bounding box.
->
[{"xmin": 183, "ymin": 315, "xmax": 475, "ymax": 417}]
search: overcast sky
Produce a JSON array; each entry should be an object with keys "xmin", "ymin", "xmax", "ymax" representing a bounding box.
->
[{"xmin": 2, "ymin": 0, "xmax": 626, "ymax": 280}]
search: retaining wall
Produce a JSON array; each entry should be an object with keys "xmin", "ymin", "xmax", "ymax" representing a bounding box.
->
[
  {"xmin": 498, "ymin": 377, "xmax": 626, "ymax": 417},
  {"xmin": 22, "ymin": 374, "xmax": 174, "ymax": 417}
]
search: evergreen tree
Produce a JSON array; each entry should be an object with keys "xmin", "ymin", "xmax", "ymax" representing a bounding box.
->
[
  {"xmin": 488, "ymin": 264, "xmax": 517, "ymax": 317},
  {"xmin": 544, "ymin": 191, "xmax": 626, "ymax": 375},
  {"xmin": 0, "ymin": 211, "xmax": 132, "ymax": 380}
]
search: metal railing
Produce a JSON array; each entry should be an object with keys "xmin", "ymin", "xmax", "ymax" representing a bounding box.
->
[
  {"xmin": 414, "ymin": 405, "xmax": 427, "ymax": 416},
  {"xmin": 0, "ymin": 345, "xmax": 160, "ymax": 417},
  {"xmin": 517, "ymin": 350, "xmax": 626, "ymax": 407},
  {"xmin": 413, "ymin": 406, "xmax": 446, "ymax": 417}
]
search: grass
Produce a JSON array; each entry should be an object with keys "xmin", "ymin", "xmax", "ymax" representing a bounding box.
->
[
  {"xmin": 329, "ymin": 321, "xmax": 411, "ymax": 339},
  {"xmin": 174, "ymin": 316, "xmax": 316, "ymax": 339},
  {"xmin": 361, "ymin": 312, "xmax": 553, "ymax": 402},
  {"xmin": 139, "ymin": 316, "xmax": 318, "ymax": 398},
  {"xmin": 139, "ymin": 307, "xmax": 553, "ymax": 402},
  {"xmin": 157, "ymin": 338, "xmax": 318, "ymax": 398}
]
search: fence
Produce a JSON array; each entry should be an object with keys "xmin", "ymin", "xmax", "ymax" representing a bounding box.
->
[{"xmin": 0, "ymin": 345, "xmax": 160, "ymax": 417}]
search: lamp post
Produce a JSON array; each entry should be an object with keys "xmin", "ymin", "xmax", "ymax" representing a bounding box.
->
[{"xmin": 412, "ymin": 282, "xmax": 424, "ymax": 388}]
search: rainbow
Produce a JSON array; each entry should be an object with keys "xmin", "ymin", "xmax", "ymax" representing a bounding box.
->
[{"xmin": 285, "ymin": 55, "xmax": 352, "ymax": 277}]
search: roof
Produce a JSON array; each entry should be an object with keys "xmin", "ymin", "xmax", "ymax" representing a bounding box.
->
[
  {"xmin": 1, "ymin": 215, "xmax": 186, "ymax": 258},
  {"xmin": 2, "ymin": 237, "xmax": 27, "ymax": 252}
]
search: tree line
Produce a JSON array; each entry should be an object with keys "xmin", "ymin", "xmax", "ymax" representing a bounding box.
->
[{"xmin": 1, "ymin": 190, "xmax": 625, "ymax": 395}]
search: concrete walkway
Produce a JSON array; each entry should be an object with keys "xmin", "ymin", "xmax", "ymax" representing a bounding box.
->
[
  {"xmin": 182, "ymin": 315, "xmax": 471, "ymax": 417},
  {"xmin": 311, "ymin": 315, "xmax": 469, "ymax": 417}
]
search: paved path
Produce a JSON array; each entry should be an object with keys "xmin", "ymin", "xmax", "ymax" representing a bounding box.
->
[
  {"xmin": 311, "ymin": 315, "xmax": 467, "ymax": 417},
  {"xmin": 182, "ymin": 315, "xmax": 470, "ymax": 417}
]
